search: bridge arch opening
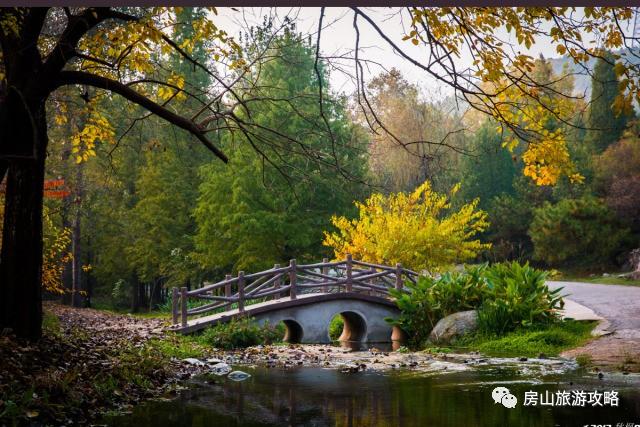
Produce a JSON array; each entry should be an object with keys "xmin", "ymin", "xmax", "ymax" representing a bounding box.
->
[
  {"xmin": 329, "ymin": 311, "xmax": 367, "ymax": 343},
  {"xmin": 281, "ymin": 319, "xmax": 303, "ymax": 343}
]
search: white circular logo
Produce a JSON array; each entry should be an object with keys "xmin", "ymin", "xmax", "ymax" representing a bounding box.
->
[{"xmin": 492, "ymin": 386, "xmax": 518, "ymax": 409}]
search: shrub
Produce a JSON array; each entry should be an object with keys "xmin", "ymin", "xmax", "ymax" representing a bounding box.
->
[
  {"xmin": 388, "ymin": 262, "xmax": 565, "ymax": 347},
  {"xmin": 477, "ymin": 262, "xmax": 564, "ymax": 334},
  {"xmin": 323, "ymin": 181, "xmax": 490, "ymax": 271},
  {"xmin": 199, "ymin": 317, "xmax": 284, "ymax": 350},
  {"xmin": 388, "ymin": 265, "xmax": 488, "ymax": 348},
  {"xmin": 528, "ymin": 196, "xmax": 629, "ymax": 266}
]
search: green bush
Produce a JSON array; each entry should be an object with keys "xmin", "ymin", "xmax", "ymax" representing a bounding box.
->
[
  {"xmin": 388, "ymin": 265, "xmax": 488, "ymax": 348},
  {"xmin": 199, "ymin": 317, "xmax": 285, "ymax": 350},
  {"xmin": 388, "ymin": 262, "xmax": 564, "ymax": 348},
  {"xmin": 478, "ymin": 262, "xmax": 564, "ymax": 334},
  {"xmin": 329, "ymin": 316, "xmax": 344, "ymax": 341},
  {"xmin": 528, "ymin": 196, "xmax": 629, "ymax": 266}
]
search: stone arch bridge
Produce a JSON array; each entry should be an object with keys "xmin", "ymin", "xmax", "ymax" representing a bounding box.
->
[{"xmin": 169, "ymin": 256, "xmax": 418, "ymax": 344}]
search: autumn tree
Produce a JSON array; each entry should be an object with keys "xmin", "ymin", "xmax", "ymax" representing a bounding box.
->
[
  {"xmin": 324, "ymin": 181, "xmax": 490, "ymax": 271},
  {"xmin": 363, "ymin": 69, "xmax": 467, "ymax": 193},
  {"xmin": 348, "ymin": 7, "xmax": 640, "ymax": 186},
  {"xmin": 0, "ymin": 8, "xmax": 342, "ymax": 339},
  {"xmin": 594, "ymin": 123, "xmax": 640, "ymax": 230}
]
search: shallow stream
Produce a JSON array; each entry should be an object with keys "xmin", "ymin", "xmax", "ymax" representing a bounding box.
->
[{"xmin": 104, "ymin": 364, "xmax": 640, "ymax": 426}]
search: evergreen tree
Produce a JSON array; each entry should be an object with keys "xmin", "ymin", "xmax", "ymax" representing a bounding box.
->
[
  {"xmin": 459, "ymin": 119, "xmax": 517, "ymax": 210},
  {"xmin": 585, "ymin": 51, "xmax": 629, "ymax": 153},
  {"xmin": 194, "ymin": 25, "xmax": 368, "ymax": 273}
]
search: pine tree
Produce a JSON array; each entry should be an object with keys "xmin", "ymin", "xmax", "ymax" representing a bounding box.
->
[
  {"xmin": 194, "ymin": 25, "xmax": 368, "ymax": 273},
  {"xmin": 585, "ymin": 51, "xmax": 629, "ymax": 153}
]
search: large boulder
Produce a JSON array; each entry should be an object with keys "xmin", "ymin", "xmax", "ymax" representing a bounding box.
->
[{"xmin": 429, "ymin": 310, "xmax": 478, "ymax": 344}]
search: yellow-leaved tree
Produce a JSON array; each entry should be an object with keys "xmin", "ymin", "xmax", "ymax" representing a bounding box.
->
[
  {"xmin": 323, "ymin": 182, "xmax": 490, "ymax": 271},
  {"xmin": 41, "ymin": 208, "xmax": 72, "ymax": 295},
  {"xmin": 350, "ymin": 7, "xmax": 640, "ymax": 186}
]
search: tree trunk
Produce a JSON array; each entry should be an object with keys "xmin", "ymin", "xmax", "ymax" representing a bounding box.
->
[
  {"xmin": 60, "ymin": 123, "xmax": 73, "ymax": 305},
  {"xmin": 71, "ymin": 163, "xmax": 84, "ymax": 307},
  {"xmin": 0, "ymin": 104, "xmax": 47, "ymax": 340},
  {"xmin": 131, "ymin": 274, "xmax": 139, "ymax": 312}
]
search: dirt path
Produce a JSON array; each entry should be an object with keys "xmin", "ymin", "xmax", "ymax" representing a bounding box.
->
[{"xmin": 548, "ymin": 281, "xmax": 640, "ymax": 371}]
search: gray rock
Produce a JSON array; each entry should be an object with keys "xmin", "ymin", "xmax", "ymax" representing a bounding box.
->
[
  {"xmin": 227, "ymin": 371, "xmax": 251, "ymax": 381},
  {"xmin": 429, "ymin": 310, "xmax": 478, "ymax": 344},
  {"xmin": 211, "ymin": 362, "xmax": 232, "ymax": 376},
  {"xmin": 182, "ymin": 358, "xmax": 205, "ymax": 366}
]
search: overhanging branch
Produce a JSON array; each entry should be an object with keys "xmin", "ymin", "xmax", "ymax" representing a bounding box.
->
[{"xmin": 54, "ymin": 70, "xmax": 228, "ymax": 163}]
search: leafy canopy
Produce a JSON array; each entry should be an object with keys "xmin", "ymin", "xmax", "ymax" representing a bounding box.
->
[
  {"xmin": 391, "ymin": 7, "xmax": 639, "ymax": 185},
  {"xmin": 194, "ymin": 26, "xmax": 367, "ymax": 273},
  {"xmin": 529, "ymin": 196, "xmax": 629, "ymax": 266}
]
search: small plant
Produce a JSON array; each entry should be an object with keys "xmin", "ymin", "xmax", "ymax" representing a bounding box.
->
[
  {"xmin": 42, "ymin": 312, "xmax": 61, "ymax": 337},
  {"xmin": 575, "ymin": 354, "xmax": 593, "ymax": 367},
  {"xmin": 477, "ymin": 262, "xmax": 564, "ymax": 334},
  {"xmin": 329, "ymin": 316, "xmax": 344, "ymax": 341},
  {"xmin": 423, "ymin": 346, "xmax": 452, "ymax": 354},
  {"xmin": 199, "ymin": 317, "xmax": 285, "ymax": 350}
]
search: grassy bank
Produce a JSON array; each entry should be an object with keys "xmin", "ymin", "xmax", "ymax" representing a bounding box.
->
[{"xmin": 425, "ymin": 320, "xmax": 597, "ymax": 358}]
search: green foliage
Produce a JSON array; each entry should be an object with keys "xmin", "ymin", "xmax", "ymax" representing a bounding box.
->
[
  {"xmin": 529, "ymin": 196, "xmax": 629, "ymax": 266},
  {"xmin": 460, "ymin": 320, "xmax": 596, "ymax": 357},
  {"xmin": 199, "ymin": 317, "xmax": 284, "ymax": 350},
  {"xmin": 459, "ymin": 120, "xmax": 517, "ymax": 210},
  {"xmin": 478, "ymin": 262, "xmax": 563, "ymax": 334},
  {"xmin": 42, "ymin": 312, "xmax": 61, "ymax": 337},
  {"xmin": 126, "ymin": 137, "xmax": 209, "ymax": 289},
  {"xmin": 328, "ymin": 316, "xmax": 344, "ymax": 341},
  {"xmin": 388, "ymin": 265, "xmax": 488, "ymax": 348},
  {"xmin": 585, "ymin": 51, "xmax": 630, "ymax": 154},
  {"xmin": 194, "ymin": 26, "xmax": 367, "ymax": 273},
  {"xmin": 388, "ymin": 262, "xmax": 563, "ymax": 348},
  {"xmin": 484, "ymin": 194, "xmax": 534, "ymax": 261},
  {"xmin": 146, "ymin": 335, "xmax": 208, "ymax": 359},
  {"xmin": 575, "ymin": 353, "xmax": 593, "ymax": 367}
]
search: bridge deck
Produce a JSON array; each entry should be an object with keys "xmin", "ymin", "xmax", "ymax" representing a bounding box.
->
[{"xmin": 170, "ymin": 292, "xmax": 396, "ymax": 334}]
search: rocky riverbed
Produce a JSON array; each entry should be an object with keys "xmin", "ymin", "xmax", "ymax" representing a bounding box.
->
[{"xmin": 182, "ymin": 343, "xmax": 579, "ymax": 378}]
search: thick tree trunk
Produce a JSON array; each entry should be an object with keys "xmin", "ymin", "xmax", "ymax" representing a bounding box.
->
[{"xmin": 0, "ymin": 105, "xmax": 47, "ymax": 340}]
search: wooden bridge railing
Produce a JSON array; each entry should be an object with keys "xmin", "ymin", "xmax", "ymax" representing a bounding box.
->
[{"xmin": 171, "ymin": 254, "xmax": 419, "ymax": 327}]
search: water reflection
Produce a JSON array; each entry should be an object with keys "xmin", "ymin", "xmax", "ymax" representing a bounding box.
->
[{"xmin": 104, "ymin": 367, "xmax": 640, "ymax": 427}]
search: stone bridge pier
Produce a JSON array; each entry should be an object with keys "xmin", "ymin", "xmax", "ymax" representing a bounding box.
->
[{"xmin": 251, "ymin": 293, "xmax": 402, "ymax": 344}]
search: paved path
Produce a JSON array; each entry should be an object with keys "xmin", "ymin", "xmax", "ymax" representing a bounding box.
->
[
  {"xmin": 547, "ymin": 281, "xmax": 640, "ymax": 370},
  {"xmin": 548, "ymin": 281, "xmax": 640, "ymax": 332}
]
